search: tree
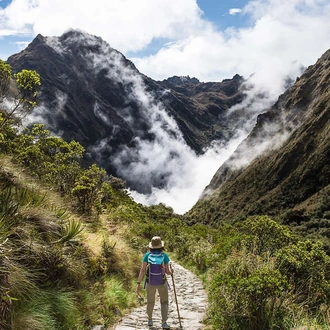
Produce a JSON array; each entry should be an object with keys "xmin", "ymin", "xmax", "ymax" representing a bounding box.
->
[
  {"xmin": 238, "ymin": 215, "xmax": 297, "ymax": 255},
  {"xmin": 0, "ymin": 60, "xmax": 40, "ymax": 131},
  {"xmin": 16, "ymin": 124, "xmax": 85, "ymax": 193},
  {"xmin": 0, "ymin": 60, "xmax": 11, "ymax": 103},
  {"xmin": 209, "ymin": 247, "xmax": 289, "ymax": 330},
  {"xmin": 71, "ymin": 164, "xmax": 107, "ymax": 214},
  {"xmin": 0, "ymin": 61, "xmax": 13, "ymax": 142},
  {"xmin": 276, "ymin": 240, "xmax": 330, "ymax": 307}
]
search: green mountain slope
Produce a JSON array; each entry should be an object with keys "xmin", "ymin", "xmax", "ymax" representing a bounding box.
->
[{"xmin": 187, "ymin": 48, "xmax": 330, "ymax": 237}]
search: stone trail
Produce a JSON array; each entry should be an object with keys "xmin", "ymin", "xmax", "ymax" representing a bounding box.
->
[{"xmin": 113, "ymin": 262, "xmax": 207, "ymax": 330}]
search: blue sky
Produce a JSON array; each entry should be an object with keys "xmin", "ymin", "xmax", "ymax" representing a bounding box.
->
[
  {"xmin": 197, "ymin": 0, "xmax": 249, "ymax": 29},
  {"xmin": 127, "ymin": 0, "xmax": 250, "ymax": 58}
]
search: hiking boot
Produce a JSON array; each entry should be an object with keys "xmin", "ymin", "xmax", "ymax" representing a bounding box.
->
[
  {"xmin": 162, "ymin": 322, "xmax": 170, "ymax": 329},
  {"xmin": 148, "ymin": 319, "xmax": 153, "ymax": 327}
]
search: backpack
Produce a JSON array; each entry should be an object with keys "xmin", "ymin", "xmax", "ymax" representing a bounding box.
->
[{"xmin": 146, "ymin": 252, "xmax": 166, "ymax": 286}]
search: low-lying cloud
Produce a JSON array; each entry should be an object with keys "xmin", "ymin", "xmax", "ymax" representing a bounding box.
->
[
  {"xmin": 130, "ymin": 135, "xmax": 248, "ymax": 214},
  {"xmin": 41, "ymin": 31, "xmax": 262, "ymax": 214}
]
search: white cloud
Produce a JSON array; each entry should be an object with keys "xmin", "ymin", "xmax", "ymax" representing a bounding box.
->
[
  {"xmin": 23, "ymin": 89, "xmax": 68, "ymax": 130},
  {"xmin": 130, "ymin": 134, "xmax": 247, "ymax": 214},
  {"xmin": 14, "ymin": 40, "xmax": 29, "ymax": 50},
  {"xmin": 133, "ymin": 0, "xmax": 330, "ymax": 86},
  {"xmin": 229, "ymin": 8, "xmax": 242, "ymax": 15},
  {"xmin": 1, "ymin": 0, "xmax": 205, "ymax": 52},
  {"xmin": 1, "ymin": 0, "xmax": 330, "ymax": 85}
]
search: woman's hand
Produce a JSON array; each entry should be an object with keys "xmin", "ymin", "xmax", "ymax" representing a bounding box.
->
[{"xmin": 170, "ymin": 263, "xmax": 174, "ymax": 276}]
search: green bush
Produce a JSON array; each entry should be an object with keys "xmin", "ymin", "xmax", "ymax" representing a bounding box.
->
[
  {"xmin": 209, "ymin": 248, "xmax": 288, "ymax": 330},
  {"xmin": 276, "ymin": 240, "xmax": 330, "ymax": 307},
  {"xmin": 239, "ymin": 215, "xmax": 297, "ymax": 255},
  {"xmin": 103, "ymin": 276, "xmax": 133, "ymax": 310}
]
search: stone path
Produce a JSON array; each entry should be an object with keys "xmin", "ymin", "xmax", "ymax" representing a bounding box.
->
[{"xmin": 113, "ymin": 262, "xmax": 208, "ymax": 330}]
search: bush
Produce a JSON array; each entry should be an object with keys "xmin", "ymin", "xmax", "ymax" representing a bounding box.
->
[
  {"xmin": 239, "ymin": 215, "xmax": 297, "ymax": 255},
  {"xmin": 209, "ymin": 247, "xmax": 288, "ymax": 330},
  {"xmin": 276, "ymin": 240, "xmax": 330, "ymax": 307}
]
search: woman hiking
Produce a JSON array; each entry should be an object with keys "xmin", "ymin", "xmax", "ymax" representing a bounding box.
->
[{"xmin": 136, "ymin": 236, "xmax": 173, "ymax": 329}]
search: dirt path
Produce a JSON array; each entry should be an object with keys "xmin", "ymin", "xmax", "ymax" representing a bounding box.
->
[{"xmin": 113, "ymin": 262, "xmax": 208, "ymax": 330}]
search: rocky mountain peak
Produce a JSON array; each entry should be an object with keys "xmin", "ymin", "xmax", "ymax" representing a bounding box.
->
[
  {"xmin": 6, "ymin": 29, "xmax": 249, "ymax": 195},
  {"xmin": 162, "ymin": 75, "xmax": 200, "ymax": 86}
]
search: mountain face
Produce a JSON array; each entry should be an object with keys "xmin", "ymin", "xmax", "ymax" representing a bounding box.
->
[
  {"xmin": 187, "ymin": 48, "xmax": 330, "ymax": 237},
  {"xmin": 7, "ymin": 29, "xmax": 248, "ymax": 194}
]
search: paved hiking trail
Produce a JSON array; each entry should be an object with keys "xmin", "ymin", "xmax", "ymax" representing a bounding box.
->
[{"xmin": 113, "ymin": 262, "xmax": 208, "ymax": 330}]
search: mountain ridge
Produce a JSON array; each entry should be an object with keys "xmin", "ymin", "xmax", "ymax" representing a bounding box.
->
[
  {"xmin": 7, "ymin": 29, "xmax": 251, "ymax": 194},
  {"xmin": 187, "ymin": 47, "xmax": 330, "ymax": 237}
]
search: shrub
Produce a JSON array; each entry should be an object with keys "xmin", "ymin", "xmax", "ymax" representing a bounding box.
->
[
  {"xmin": 71, "ymin": 164, "xmax": 106, "ymax": 214},
  {"xmin": 11, "ymin": 289, "xmax": 82, "ymax": 330},
  {"xmin": 103, "ymin": 276, "xmax": 133, "ymax": 310},
  {"xmin": 276, "ymin": 240, "xmax": 330, "ymax": 308},
  {"xmin": 209, "ymin": 248, "xmax": 289, "ymax": 330},
  {"xmin": 239, "ymin": 215, "xmax": 297, "ymax": 255}
]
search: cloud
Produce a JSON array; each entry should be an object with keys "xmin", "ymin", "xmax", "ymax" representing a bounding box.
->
[
  {"xmin": 23, "ymin": 89, "xmax": 68, "ymax": 131},
  {"xmin": 2, "ymin": 0, "xmax": 330, "ymax": 86},
  {"xmin": 130, "ymin": 134, "xmax": 247, "ymax": 214},
  {"xmin": 133, "ymin": 0, "xmax": 330, "ymax": 86},
  {"xmin": 229, "ymin": 8, "xmax": 242, "ymax": 15},
  {"xmin": 14, "ymin": 40, "xmax": 29, "ymax": 50},
  {"xmin": 0, "ymin": 0, "xmax": 204, "ymax": 52}
]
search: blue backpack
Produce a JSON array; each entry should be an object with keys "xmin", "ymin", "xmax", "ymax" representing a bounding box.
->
[{"xmin": 147, "ymin": 252, "xmax": 166, "ymax": 286}]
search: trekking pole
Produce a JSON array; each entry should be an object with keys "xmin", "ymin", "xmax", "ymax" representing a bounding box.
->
[{"xmin": 170, "ymin": 262, "xmax": 183, "ymax": 329}]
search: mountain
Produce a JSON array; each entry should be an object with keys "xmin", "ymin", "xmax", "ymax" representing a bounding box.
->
[
  {"xmin": 6, "ymin": 29, "xmax": 250, "ymax": 194},
  {"xmin": 187, "ymin": 48, "xmax": 330, "ymax": 237}
]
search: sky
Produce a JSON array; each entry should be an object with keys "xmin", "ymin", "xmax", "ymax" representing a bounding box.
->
[
  {"xmin": 1, "ymin": 0, "xmax": 330, "ymax": 83},
  {"xmin": 2, "ymin": 0, "xmax": 330, "ymax": 213}
]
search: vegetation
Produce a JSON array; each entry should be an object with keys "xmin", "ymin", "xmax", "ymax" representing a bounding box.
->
[
  {"xmin": 187, "ymin": 52, "xmax": 330, "ymax": 244},
  {"xmin": 2, "ymin": 61, "xmax": 330, "ymax": 330},
  {"xmin": 0, "ymin": 60, "xmax": 40, "ymax": 133}
]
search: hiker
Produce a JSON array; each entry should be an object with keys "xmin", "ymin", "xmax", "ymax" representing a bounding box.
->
[{"xmin": 136, "ymin": 236, "xmax": 173, "ymax": 329}]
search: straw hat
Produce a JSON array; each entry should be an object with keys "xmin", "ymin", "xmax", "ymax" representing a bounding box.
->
[{"xmin": 149, "ymin": 236, "xmax": 164, "ymax": 249}]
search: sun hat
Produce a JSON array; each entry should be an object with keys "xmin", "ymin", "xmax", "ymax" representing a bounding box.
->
[{"xmin": 149, "ymin": 236, "xmax": 164, "ymax": 249}]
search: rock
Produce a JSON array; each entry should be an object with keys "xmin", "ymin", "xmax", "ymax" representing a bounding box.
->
[{"xmin": 92, "ymin": 326, "xmax": 105, "ymax": 330}]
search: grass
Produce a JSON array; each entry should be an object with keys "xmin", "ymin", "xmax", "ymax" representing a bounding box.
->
[
  {"xmin": 0, "ymin": 155, "xmax": 72, "ymax": 211},
  {"xmin": 11, "ymin": 289, "xmax": 82, "ymax": 330},
  {"xmin": 104, "ymin": 276, "xmax": 136, "ymax": 311},
  {"xmin": 57, "ymin": 219, "xmax": 84, "ymax": 243},
  {"xmin": 3, "ymin": 144, "xmax": 330, "ymax": 330},
  {"xmin": 0, "ymin": 155, "xmax": 143, "ymax": 329}
]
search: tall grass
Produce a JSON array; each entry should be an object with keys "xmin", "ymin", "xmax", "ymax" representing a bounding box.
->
[
  {"xmin": 10, "ymin": 186, "xmax": 48, "ymax": 208},
  {"xmin": 11, "ymin": 289, "xmax": 83, "ymax": 330},
  {"xmin": 103, "ymin": 276, "xmax": 136, "ymax": 312}
]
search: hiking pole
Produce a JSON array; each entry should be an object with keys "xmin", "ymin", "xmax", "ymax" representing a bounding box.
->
[{"xmin": 170, "ymin": 263, "xmax": 183, "ymax": 329}]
